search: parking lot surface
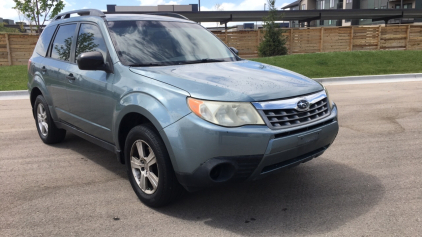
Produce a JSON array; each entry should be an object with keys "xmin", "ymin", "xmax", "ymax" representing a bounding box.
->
[{"xmin": 1, "ymin": 81, "xmax": 421, "ymax": 236}]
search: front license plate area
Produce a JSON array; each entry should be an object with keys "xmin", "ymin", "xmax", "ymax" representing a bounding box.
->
[{"xmin": 297, "ymin": 130, "xmax": 321, "ymax": 146}]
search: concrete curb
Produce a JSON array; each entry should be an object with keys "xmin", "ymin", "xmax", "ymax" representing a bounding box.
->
[
  {"xmin": 314, "ymin": 73, "xmax": 422, "ymax": 85},
  {"xmin": 0, "ymin": 90, "xmax": 29, "ymax": 100},
  {"xmin": 0, "ymin": 90, "xmax": 28, "ymax": 96}
]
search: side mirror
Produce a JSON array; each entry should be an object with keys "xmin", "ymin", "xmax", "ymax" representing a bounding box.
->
[
  {"xmin": 77, "ymin": 51, "xmax": 112, "ymax": 73},
  {"xmin": 229, "ymin": 47, "xmax": 239, "ymax": 56}
]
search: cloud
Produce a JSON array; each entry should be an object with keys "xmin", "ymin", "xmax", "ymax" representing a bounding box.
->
[
  {"xmin": 0, "ymin": 0, "xmax": 20, "ymax": 21},
  {"xmin": 201, "ymin": 0, "xmax": 288, "ymax": 11},
  {"xmin": 139, "ymin": 0, "xmax": 181, "ymax": 6}
]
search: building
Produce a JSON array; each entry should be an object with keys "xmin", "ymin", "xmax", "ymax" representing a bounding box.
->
[
  {"xmin": 282, "ymin": 0, "xmax": 422, "ymax": 27},
  {"xmin": 107, "ymin": 4, "xmax": 199, "ymax": 13},
  {"xmin": 0, "ymin": 18, "xmax": 15, "ymax": 25}
]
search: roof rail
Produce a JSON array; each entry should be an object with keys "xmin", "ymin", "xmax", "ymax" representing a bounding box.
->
[
  {"xmin": 141, "ymin": 12, "xmax": 189, "ymax": 20},
  {"xmin": 53, "ymin": 9, "xmax": 105, "ymax": 21}
]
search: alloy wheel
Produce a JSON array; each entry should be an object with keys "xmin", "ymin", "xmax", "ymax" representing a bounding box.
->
[
  {"xmin": 37, "ymin": 103, "xmax": 48, "ymax": 137},
  {"xmin": 130, "ymin": 140, "xmax": 159, "ymax": 194}
]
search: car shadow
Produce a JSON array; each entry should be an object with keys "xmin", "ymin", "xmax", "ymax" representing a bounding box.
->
[
  {"xmin": 53, "ymin": 133, "xmax": 127, "ymax": 179},
  {"xmin": 55, "ymin": 134, "xmax": 384, "ymax": 236},
  {"xmin": 156, "ymin": 158, "xmax": 385, "ymax": 236}
]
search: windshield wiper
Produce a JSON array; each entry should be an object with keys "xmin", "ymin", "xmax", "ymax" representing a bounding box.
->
[
  {"xmin": 179, "ymin": 59, "xmax": 226, "ymax": 65},
  {"xmin": 128, "ymin": 62, "xmax": 170, "ymax": 67}
]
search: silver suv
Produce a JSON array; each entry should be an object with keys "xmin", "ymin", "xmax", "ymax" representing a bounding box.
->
[{"xmin": 28, "ymin": 9, "xmax": 339, "ymax": 207}]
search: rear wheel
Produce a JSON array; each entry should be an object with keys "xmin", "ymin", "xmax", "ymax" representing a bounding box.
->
[
  {"xmin": 34, "ymin": 95, "xmax": 66, "ymax": 144},
  {"xmin": 125, "ymin": 124, "xmax": 184, "ymax": 207}
]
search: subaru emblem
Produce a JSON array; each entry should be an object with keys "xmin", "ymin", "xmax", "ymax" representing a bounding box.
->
[{"xmin": 297, "ymin": 100, "xmax": 310, "ymax": 111}]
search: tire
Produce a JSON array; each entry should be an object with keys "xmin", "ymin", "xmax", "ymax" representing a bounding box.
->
[
  {"xmin": 125, "ymin": 124, "xmax": 184, "ymax": 207},
  {"xmin": 33, "ymin": 95, "xmax": 66, "ymax": 144}
]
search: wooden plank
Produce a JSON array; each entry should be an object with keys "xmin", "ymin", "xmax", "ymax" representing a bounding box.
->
[
  {"xmin": 377, "ymin": 25, "xmax": 382, "ymax": 50},
  {"xmin": 406, "ymin": 25, "xmax": 411, "ymax": 50},
  {"xmin": 350, "ymin": 27, "xmax": 354, "ymax": 51},
  {"xmin": 320, "ymin": 28, "xmax": 323, "ymax": 52},
  {"xmin": 5, "ymin": 34, "xmax": 11, "ymax": 66}
]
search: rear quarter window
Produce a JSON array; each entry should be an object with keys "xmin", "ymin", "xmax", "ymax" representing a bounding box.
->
[{"xmin": 35, "ymin": 25, "xmax": 57, "ymax": 57}]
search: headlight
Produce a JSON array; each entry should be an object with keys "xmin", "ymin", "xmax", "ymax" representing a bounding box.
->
[
  {"xmin": 187, "ymin": 97, "xmax": 265, "ymax": 127},
  {"xmin": 324, "ymin": 87, "xmax": 333, "ymax": 110}
]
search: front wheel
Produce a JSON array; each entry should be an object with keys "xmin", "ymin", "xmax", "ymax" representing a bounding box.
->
[{"xmin": 125, "ymin": 125, "xmax": 184, "ymax": 207}]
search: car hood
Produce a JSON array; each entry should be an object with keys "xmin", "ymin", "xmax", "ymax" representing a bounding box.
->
[{"xmin": 129, "ymin": 60, "xmax": 323, "ymax": 102}]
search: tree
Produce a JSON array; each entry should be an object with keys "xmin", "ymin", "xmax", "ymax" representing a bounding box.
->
[
  {"xmin": 214, "ymin": 3, "xmax": 224, "ymax": 27},
  {"xmin": 12, "ymin": 0, "xmax": 65, "ymax": 34},
  {"xmin": 258, "ymin": 0, "xmax": 288, "ymax": 57}
]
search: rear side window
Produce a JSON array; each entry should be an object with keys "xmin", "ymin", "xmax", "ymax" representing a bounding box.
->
[
  {"xmin": 50, "ymin": 24, "xmax": 77, "ymax": 62},
  {"xmin": 75, "ymin": 23, "xmax": 108, "ymax": 62},
  {"xmin": 35, "ymin": 25, "xmax": 57, "ymax": 57}
]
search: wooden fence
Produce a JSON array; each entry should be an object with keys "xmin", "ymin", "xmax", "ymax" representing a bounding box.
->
[
  {"xmin": 212, "ymin": 24, "xmax": 422, "ymax": 58},
  {"xmin": 1, "ymin": 25, "xmax": 422, "ymax": 65},
  {"xmin": 0, "ymin": 33, "xmax": 38, "ymax": 66}
]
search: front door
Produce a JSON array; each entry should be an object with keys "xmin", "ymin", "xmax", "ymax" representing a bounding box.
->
[{"xmin": 65, "ymin": 23, "xmax": 115, "ymax": 143}]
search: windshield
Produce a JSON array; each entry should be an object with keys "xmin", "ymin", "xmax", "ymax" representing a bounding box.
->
[{"xmin": 107, "ymin": 21, "xmax": 237, "ymax": 66}]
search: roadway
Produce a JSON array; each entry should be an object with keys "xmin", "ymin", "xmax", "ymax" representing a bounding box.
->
[{"xmin": 1, "ymin": 81, "xmax": 421, "ymax": 236}]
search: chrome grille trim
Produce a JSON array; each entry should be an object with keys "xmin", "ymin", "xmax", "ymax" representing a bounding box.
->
[{"xmin": 252, "ymin": 90, "xmax": 330, "ymax": 129}]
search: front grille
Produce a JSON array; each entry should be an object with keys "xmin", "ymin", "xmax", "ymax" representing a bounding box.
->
[{"xmin": 261, "ymin": 98, "xmax": 329, "ymax": 129}]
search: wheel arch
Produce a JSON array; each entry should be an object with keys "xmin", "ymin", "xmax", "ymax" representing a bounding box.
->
[{"xmin": 114, "ymin": 93, "xmax": 183, "ymax": 171}]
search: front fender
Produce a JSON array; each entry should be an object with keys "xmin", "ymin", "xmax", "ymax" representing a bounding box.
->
[{"xmin": 113, "ymin": 92, "xmax": 191, "ymax": 170}]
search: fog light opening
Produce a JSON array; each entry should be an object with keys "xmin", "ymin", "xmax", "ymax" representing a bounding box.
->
[{"xmin": 209, "ymin": 163, "xmax": 235, "ymax": 182}]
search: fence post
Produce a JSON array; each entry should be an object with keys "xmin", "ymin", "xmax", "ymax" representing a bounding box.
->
[
  {"xmin": 320, "ymin": 27, "xmax": 324, "ymax": 52},
  {"xmin": 377, "ymin": 25, "xmax": 382, "ymax": 50},
  {"xmin": 5, "ymin": 33, "xmax": 12, "ymax": 66},
  {"xmin": 290, "ymin": 28, "xmax": 293, "ymax": 54},
  {"xmin": 349, "ymin": 27, "xmax": 353, "ymax": 51},
  {"xmin": 225, "ymin": 30, "xmax": 228, "ymax": 44},
  {"xmin": 257, "ymin": 29, "xmax": 260, "ymax": 49},
  {"xmin": 406, "ymin": 25, "xmax": 411, "ymax": 50}
]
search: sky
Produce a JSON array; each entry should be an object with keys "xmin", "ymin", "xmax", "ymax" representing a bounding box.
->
[{"xmin": 0, "ymin": 0, "xmax": 291, "ymax": 27}]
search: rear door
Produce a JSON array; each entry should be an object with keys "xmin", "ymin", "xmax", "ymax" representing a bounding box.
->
[
  {"xmin": 65, "ymin": 22, "xmax": 115, "ymax": 143},
  {"xmin": 44, "ymin": 23, "xmax": 78, "ymax": 121}
]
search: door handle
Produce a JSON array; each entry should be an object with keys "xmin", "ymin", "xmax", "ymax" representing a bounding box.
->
[
  {"xmin": 41, "ymin": 66, "xmax": 47, "ymax": 73},
  {"xmin": 66, "ymin": 73, "xmax": 76, "ymax": 81}
]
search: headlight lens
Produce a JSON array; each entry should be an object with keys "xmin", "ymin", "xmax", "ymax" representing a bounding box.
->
[
  {"xmin": 187, "ymin": 98, "xmax": 265, "ymax": 127},
  {"xmin": 324, "ymin": 87, "xmax": 333, "ymax": 110}
]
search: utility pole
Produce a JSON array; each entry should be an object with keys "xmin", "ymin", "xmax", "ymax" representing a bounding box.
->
[
  {"xmin": 264, "ymin": 3, "xmax": 266, "ymax": 11},
  {"xmin": 199, "ymin": 0, "xmax": 201, "ymax": 11}
]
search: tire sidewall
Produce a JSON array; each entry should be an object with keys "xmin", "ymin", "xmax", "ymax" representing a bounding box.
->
[
  {"xmin": 124, "ymin": 125, "xmax": 170, "ymax": 206},
  {"xmin": 33, "ymin": 95, "xmax": 52, "ymax": 143}
]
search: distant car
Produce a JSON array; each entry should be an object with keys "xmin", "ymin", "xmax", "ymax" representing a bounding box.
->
[{"xmin": 28, "ymin": 9, "xmax": 339, "ymax": 207}]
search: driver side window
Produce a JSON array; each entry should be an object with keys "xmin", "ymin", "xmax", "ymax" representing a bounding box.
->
[{"xmin": 75, "ymin": 23, "xmax": 108, "ymax": 63}]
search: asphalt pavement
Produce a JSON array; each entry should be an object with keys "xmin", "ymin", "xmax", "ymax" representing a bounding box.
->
[{"xmin": 0, "ymin": 81, "xmax": 421, "ymax": 236}]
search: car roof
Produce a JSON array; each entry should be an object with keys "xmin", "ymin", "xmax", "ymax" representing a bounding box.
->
[{"xmin": 104, "ymin": 14, "xmax": 193, "ymax": 23}]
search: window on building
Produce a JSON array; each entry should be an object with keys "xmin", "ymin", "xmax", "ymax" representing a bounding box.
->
[
  {"xmin": 301, "ymin": 4, "xmax": 306, "ymax": 10},
  {"xmin": 330, "ymin": 0, "xmax": 335, "ymax": 8},
  {"xmin": 320, "ymin": 0, "xmax": 325, "ymax": 9},
  {"xmin": 346, "ymin": 0, "xmax": 352, "ymax": 3}
]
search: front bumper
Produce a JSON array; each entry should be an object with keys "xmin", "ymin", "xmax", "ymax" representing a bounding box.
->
[{"xmin": 162, "ymin": 104, "xmax": 339, "ymax": 191}]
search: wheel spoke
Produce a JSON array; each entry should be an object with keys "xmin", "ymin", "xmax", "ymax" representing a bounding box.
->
[
  {"xmin": 42, "ymin": 122, "xmax": 48, "ymax": 133},
  {"xmin": 145, "ymin": 153, "xmax": 156, "ymax": 167},
  {"xmin": 131, "ymin": 157, "xmax": 144, "ymax": 170},
  {"xmin": 147, "ymin": 172, "xmax": 159, "ymax": 191},
  {"xmin": 136, "ymin": 141, "xmax": 145, "ymax": 158},
  {"xmin": 37, "ymin": 114, "xmax": 43, "ymax": 121},
  {"xmin": 139, "ymin": 171, "xmax": 147, "ymax": 191}
]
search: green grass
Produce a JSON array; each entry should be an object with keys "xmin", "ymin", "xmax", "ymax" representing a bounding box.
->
[
  {"xmin": 1, "ymin": 50, "xmax": 422, "ymax": 91},
  {"xmin": 251, "ymin": 50, "xmax": 422, "ymax": 78},
  {"xmin": 0, "ymin": 65, "xmax": 28, "ymax": 91}
]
